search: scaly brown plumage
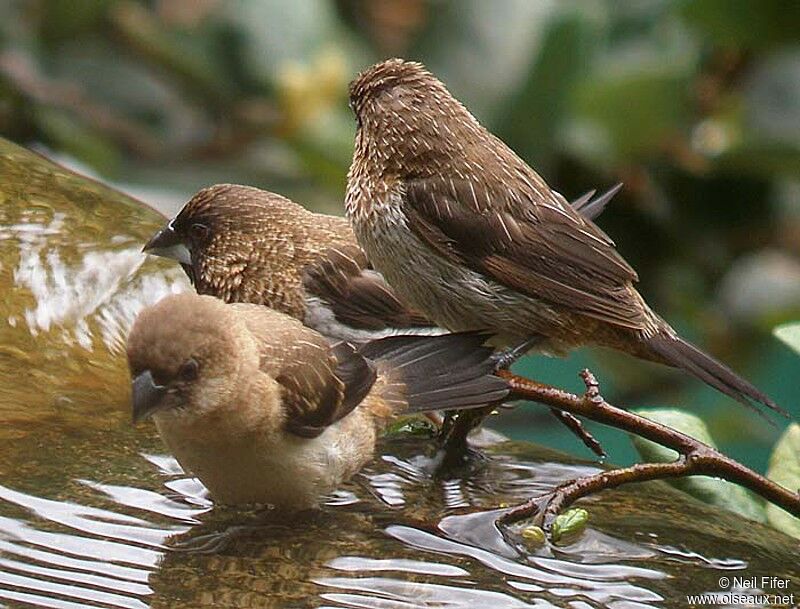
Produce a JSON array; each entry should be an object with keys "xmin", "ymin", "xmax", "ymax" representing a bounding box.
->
[
  {"xmin": 144, "ymin": 183, "xmax": 616, "ymax": 341},
  {"xmin": 143, "ymin": 184, "xmax": 436, "ymax": 341},
  {"xmin": 345, "ymin": 58, "xmax": 783, "ymax": 416},
  {"xmin": 142, "ymin": 184, "xmax": 621, "ymax": 451}
]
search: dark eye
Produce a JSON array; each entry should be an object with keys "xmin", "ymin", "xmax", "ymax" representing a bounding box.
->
[
  {"xmin": 178, "ymin": 358, "xmax": 199, "ymax": 382},
  {"xmin": 190, "ymin": 223, "xmax": 209, "ymax": 242}
]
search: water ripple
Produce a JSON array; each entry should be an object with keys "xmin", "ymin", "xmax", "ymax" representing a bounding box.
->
[
  {"xmin": 0, "ymin": 442, "xmax": 793, "ymax": 608},
  {"xmin": 385, "ymin": 524, "xmax": 665, "ymax": 607},
  {"xmin": 317, "ymin": 576, "xmax": 558, "ymax": 609}
]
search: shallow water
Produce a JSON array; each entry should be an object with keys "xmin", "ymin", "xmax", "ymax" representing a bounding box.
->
[
  {"xmin": 1, "ymin": 427, "xmax": 799, "ymax": 609},
  {"xmin": 0, "ymin": 139, "xmax": 798, "ymax": 608}
]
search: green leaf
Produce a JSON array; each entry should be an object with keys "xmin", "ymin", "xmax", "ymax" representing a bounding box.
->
[
  {"xmin": 108, "ymin": 2, "xmax": 233, "ymax": 109},
  {"xmin": 715, "ymin": 142, "xmax": 800, "ymax": 179},
  {"xmin": 632, "ymin": 408, "xmax": 766, "ymax": 523},
  {"xmin": 412, "ymin": 0, "xmax": 557, "ymax": 121},
  {"xmin": 680, "ymin": 0, "xmax": 800, "ymax": 51},
  {"xmin": 774, "ymin": 322, "xmax": 800, "ymax": 355},
  {"xmin": 33, "ymin": 107, "xmax": 121, "ymax": 175},
  {"xmin": 765, "ymin": 423, "xmax": 800, "ymax": 539},
  {"xmin": 497, "ymin": 13, "xmax": 594, "ymax": 170},
  {"xmin": 230, "ymin": 0, "xmax": 346, "ymax": 88},
  {"xmin": 551, "ymin": 508, "xmax": 589, "ymax": 543}
]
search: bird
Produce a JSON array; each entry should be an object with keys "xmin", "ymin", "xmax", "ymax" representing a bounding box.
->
[
  {"xmin": 143, "ymin": 184, "xmax": 436, "ymax": 342},
  {"xmin": 143, "ymin": 183, "xmax": 620, "ymax": 342},
  {"xmin": 126, "ymin": 292, "xmax": 511, "ymax": 507},
  {"xmin": 344, "ymin": 58, "xmax": 783, "ymax": 416}
]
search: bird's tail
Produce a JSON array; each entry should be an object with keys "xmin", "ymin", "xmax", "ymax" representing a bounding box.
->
[
  {"xmin": 570, "ymin": 183, "xmax": 623, "ymax": 221},
  {"xmin": 644, "ymin": 330, "xmax": 787, "ymax": 418},
  {"xmin": 357, "ymin": 332, "xmax": 511, "ymax": 414}
]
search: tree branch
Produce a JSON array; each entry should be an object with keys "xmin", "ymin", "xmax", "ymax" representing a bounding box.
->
[
  {"xmin": 548, "ymin": 408, "xmax": 607, "ymax": 459},
  {"xmin": 495, "ymin": 369, "xmax": 800, "ymax": 531},
  {"xmin": 441, "ymin": 403, "xmax": 606, "ymax": 461}
]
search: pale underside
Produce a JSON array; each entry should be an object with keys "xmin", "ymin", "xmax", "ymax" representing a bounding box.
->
[{"xmin": 154, "ymin": 393, "xmax": 382, "ymax": 508}]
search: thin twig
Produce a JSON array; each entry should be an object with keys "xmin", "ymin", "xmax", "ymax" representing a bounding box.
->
[
  {"xmin": 440, "ymin": 405, "xmax": 606, "ymax": 461},
  {"xmin": 496, "ymin": 368, "xmax": 800, "ymax": 531},
  {"xmin": 548, "ymin": 408, "xmax": 606, "ymax": 459}
]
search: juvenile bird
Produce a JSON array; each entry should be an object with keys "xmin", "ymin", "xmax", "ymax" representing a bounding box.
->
[
  {"xmin": 126, "ymin": 293, "xmax": 510, "ymax": 507},
  {"xmin": 345, "ymin": 58, "xmax": 782, "ymax": 415},
  {"xmin": 144, "ymin": 183, "xmax": 617, "ymax": 342}
]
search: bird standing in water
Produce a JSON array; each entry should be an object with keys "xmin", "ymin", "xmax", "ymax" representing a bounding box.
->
[
  {"xmin": 127, "ymin": 293, "xmax": 510, "ymax": 507},
  {"xmin": 345, "ymin": 58, "xmax": 782, "ymax": 415}
]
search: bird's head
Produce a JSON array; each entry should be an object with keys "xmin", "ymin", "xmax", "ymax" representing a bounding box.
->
[
  {"xmin": 347, "ymin": 58, "xmax": 481, "ymax": 178},
  {"xmin": 143, "ymin": 184, "xmax": 307, "ymax": 295},
  {"xmin": 126, "ymin": 293, "xmax": 260, "ymax": 426},
  {"xmin": 348, "ymin": 58, "xmax": 436, "ymax": 121}
]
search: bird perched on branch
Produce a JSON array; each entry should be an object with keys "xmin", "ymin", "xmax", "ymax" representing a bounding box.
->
[
  {"xmin": 345, "ymin": 58, "xmax": 783, "ymax": 416},
  {"xmin": 144, "ymin": 184, "xmax": 619, "ymax": 342},
  {"xmin": 126, "ymin": 293, "xmax": 510, "ymax": 507}
]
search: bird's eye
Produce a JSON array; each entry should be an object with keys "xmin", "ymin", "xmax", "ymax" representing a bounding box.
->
[
  {"xmin": 178, "ymin": 358, "xmax": 199, "ymax": 382},
  {"xmin": 190, "ymin": 223, "xmax": 209, "ymax": 242}
]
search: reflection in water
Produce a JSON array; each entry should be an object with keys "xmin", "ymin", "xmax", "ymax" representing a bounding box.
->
[
  {"xmin": 0, "ymin": 440, "xmax": 797, "ymax": 609},
  {"xmin": 0, "ymin": 453, "xmax": 200, "ymax": 608},
  {"xmin": 0, "ymin": 145, "xmax": 189, "ymax": 443},
  {"xmin": 9, "ymin": 212, "xmax": 184, "ymax": 354},
  {"xmin": 317, "ymin": 576, "xmax": 555, "ymax": 609}
]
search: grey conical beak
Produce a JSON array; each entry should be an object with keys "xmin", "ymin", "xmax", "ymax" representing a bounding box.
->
[
  {"xmin": 143, "ymin": 224, "xmax": 192, "ymax": 265},
  {"xmin": 131, "ymin": 370, "xmax": 168, "ymax": 424}
]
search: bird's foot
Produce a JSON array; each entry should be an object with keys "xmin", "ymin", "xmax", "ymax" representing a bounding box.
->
[{"xmin": 169, "ymin": 523, "xmax": 272, "ymax": 554}]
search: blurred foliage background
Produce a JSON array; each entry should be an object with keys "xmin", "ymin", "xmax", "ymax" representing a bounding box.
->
[{"xmin": 1, "ymin": 0, "xmax": 798, "ymax": 470}]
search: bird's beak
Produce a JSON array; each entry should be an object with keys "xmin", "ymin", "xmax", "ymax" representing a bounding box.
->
[
  {"xmin": 143, "ymin": 224, "xmax": 192, "ymax": 265},
  {"xmin": 131, "ymin": 370, "xmax": 168, "ymax": 424}
]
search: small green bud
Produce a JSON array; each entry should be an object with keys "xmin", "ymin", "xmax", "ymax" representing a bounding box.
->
[
  {"xmin": 551, "ymin": 508, "xmax": 589, "ymax": 542},
  {"xmin": 521, "ymin": 525, "xmax": 546, "ymax": 545}
]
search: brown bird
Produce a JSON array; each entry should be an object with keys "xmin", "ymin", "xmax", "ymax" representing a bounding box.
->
[
  {"xmin": 345, "ymin": 58, "xmax": 782, "ymax": 415},
  {"xmin": 144, "ymin": 184, "xmax": 619, "ymax": 342},
  {"xmin": 126, "ymin": 293, "xmax": 511, "ymax": 507},
  {"xmin": 143, "ymin": 184, "xmax": 436, "ymax": 342}
]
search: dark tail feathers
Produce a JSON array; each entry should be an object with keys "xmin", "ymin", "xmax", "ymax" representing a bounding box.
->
[
  {"xmin": 571, "ymin": 183, "xmax": 623, "ymax": 221},
  {"xmin": 357, "ymin": 332, "xmax": 510, "ymax": 413},
  {"xmin": 645, "ymin": 332, "xmax": 787, "ymax": 419}
]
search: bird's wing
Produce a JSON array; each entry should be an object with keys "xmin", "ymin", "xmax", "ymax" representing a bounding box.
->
[
  {"xmin": 302, "ymin": 244, "xmax": 435, "ymax": 332},
  {"xmin": 274, "ymin": 340, "xmax": 377, "ymax": 438},
  {"xmin": 233, "ymin": 304, "xmax": 377, "ymax": 438},
  {"xmin": 402, "ymin": 176, "xmax": 649, "ymax": 330}
]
